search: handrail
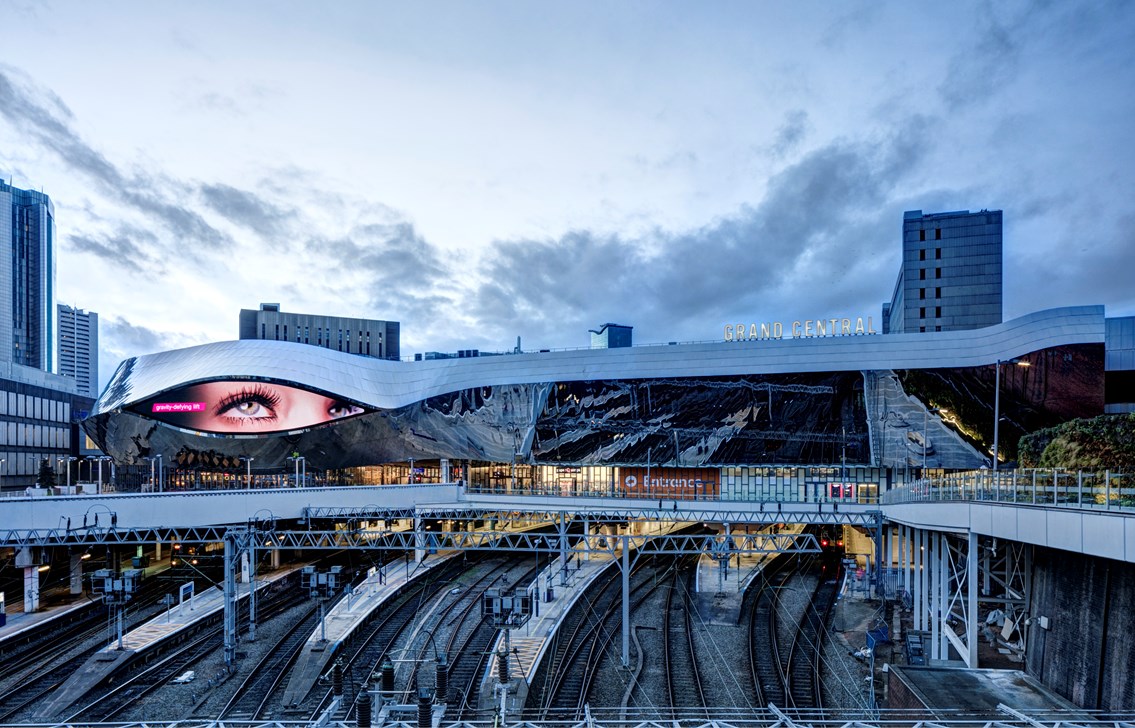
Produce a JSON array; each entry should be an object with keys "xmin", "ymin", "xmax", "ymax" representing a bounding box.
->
[{"xmin": 882, "ymin": 468, "xmax": 1135, "ymax": 511}]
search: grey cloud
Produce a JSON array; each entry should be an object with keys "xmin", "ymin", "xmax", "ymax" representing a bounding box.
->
[
  {"xmin": 66, "ymin": 225, "xmax": 161, "ymax": 274},
  {"xmin": 770, "ymin": 109, "xmax": 809, "ymax": 158},
  {"xmin": 469, "ymin": 116, "xmax": 934, "ymax": 345},
  {"xmin": 312, "ymin": 221, "xmax": 448, "ymax": 290},
  {"xmin": 101, "ymin": 316, "xmax": 181, "ymax": 356},
  {"xmin": 200, "ymin": 183, "xmax": 294, "ymax": 238},
  {"xmin": 0, "ymin": 66, "xmax": 228, "ymax": 249},
  {"xmin": 938, "ymin": 5, "xmax": 1019, "ymax": 109},
  {"xmin": 98, "ymin": 316, "xmax": 194, "ymax": 389},
  {"xmin": 299, "ymin": 220, "xmax": 459, "ymax": 329}
]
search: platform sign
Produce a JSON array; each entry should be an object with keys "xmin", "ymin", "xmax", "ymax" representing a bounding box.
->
[{"xmin": 179, "ymin": 582, "xmax": 195, "ymax": 614}]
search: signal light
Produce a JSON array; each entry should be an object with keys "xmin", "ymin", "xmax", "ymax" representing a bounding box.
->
[
  {"xmin": 837, "ymin": 539, "xmax": 844, "ymax": 547},
  {"xmin": 821, "ymin": 539, "xmax": 830, "ymax": 547}
]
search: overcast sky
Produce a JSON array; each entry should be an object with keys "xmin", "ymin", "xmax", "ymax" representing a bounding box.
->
[{"xmin": 2, "ymin": 2, "xmax": 1134, "ymax": 388}]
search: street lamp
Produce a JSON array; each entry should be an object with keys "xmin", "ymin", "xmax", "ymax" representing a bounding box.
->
[
  {"xmin": 96, "ymin": 456, "xmax": 111, "ymax": 494},
  {"xmin": 992, "ymin": 359, "xmax": 1030, "ymax": 474},
  {"xmin": 239, "ymin": 457, "xmax": 254, "ymax": 489},
  {"xmin": 157, "ymin": 453, "xmax": 163, "ymax": 492}
]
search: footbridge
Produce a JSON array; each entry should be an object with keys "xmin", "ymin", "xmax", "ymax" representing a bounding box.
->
[{"xmin": 2, "ymin": 469, "xmax": 1133, "ymax": 715}]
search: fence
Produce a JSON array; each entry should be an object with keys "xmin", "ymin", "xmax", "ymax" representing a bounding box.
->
[{"xmin": 882, "ymin": 469, "xmax": 1135, "ymax": 510}]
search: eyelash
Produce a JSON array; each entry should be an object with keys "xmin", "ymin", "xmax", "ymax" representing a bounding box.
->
[{"xmin": 214, "ymin": 385, "xmax": 282, "ymax": 421}]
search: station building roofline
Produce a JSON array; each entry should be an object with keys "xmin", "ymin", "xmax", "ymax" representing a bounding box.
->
[{"xmin": 93, "ymin": 305, "xmax": 1105, "ymax": 416}]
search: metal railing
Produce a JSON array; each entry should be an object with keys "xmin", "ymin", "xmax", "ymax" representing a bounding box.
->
[{"xmin": 882, "ymin": 468, "xmax": 1135, "ymax": 511}]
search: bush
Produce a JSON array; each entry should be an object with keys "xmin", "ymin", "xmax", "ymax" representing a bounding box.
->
[{"xmin": 1018, "ymin": 413, "xmax": 1135, "ymax": 469}]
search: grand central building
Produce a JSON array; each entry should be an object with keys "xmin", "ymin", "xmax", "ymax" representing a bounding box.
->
[{"xmin": 82, "ymin": 210, "xmax": 1135, "ymax": 497}]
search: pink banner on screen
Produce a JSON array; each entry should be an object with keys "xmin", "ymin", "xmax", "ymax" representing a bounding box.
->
[{"xmin": 152, "ymin": 402, "xmax": 207, "ymax": 413}]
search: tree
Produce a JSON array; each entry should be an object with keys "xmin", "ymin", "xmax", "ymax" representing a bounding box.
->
[{"xmin": 36, "ymin": 458, "xmax": 57, "ymax": 488}]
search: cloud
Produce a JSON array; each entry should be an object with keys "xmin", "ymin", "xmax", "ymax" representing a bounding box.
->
[
  {"xmin": 200, "ymin": 183, "xmax": 294, "ymax": 238},
  {"xmin": 770, "ymin": 110, "xmax": 810, "ymax": 158},
  {"xmin": 65, "ymin": 225, "xmax": 161, "ymax": 274},
  {"xmin": 468, "ymin": 116, "xmax": 934, "ymax": 345},
  {"xmin": 938, "ymin": 4, "xmax": 1020, "ymax": 108},
  {"xmin": 0, "ymin": 65, "xmax": 229, "ymax": 249},
  {"xmin": 311, "ymin": 221, "xmax": 449, "ymax": 291},
  {"xmin": 98, "ymin": 316, "xmax": 203, "ymax": 390}
]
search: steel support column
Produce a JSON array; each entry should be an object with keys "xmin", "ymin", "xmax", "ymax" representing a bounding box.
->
[
  {"xmin": 621, "ymin": 538, "xmax": 630, "ymax": 668},
  {"xmin": 223, "ymin": 533, "xmax": 238, "ymax": 671},
  {"xmin": 966, "ymin": 531, "xmax": 978, "ymax": 667}
]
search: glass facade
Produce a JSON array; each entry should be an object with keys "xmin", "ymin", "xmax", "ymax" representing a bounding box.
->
[
  {"xmin": 1, "ymin": 181, "xmax": 55, "ymax": 370},
  {"xmin": 885, "ymin": 209, "xmax": 1003, "ymax": 334}
]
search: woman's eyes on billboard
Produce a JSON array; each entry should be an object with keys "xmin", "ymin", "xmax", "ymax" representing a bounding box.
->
[{"xmin": 144, "ymin": 381, "xmax": 365, "ymax": 433}]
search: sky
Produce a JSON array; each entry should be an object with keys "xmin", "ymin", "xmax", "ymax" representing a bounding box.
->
[{"xmin": 1, "ymin": 1, "xmax": 1134, "ymax": 389}]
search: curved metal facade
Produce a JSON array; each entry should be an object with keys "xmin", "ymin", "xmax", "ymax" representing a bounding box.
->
[{"xmin": 82, "ymin": 307, "xmax": 1106, "ymax": 471}]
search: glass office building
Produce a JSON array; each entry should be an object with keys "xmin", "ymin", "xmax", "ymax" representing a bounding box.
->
[
  {"xmin": 1, "ymin": 180, "xmax": 55, "ymax": 370},
  {"xmin": 883, "ymin": 209, "xmax": 1003, "ymax": 334}
]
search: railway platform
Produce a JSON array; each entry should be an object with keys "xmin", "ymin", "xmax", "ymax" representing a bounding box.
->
[
  {"xmin": 0, "ymin": 590, "xmax": 93, "ymax": 642},
  {"xmin": 281, "ymin": 517, "xmax": 559, "ymax": 708},
  {"xmin": 280, "ymin": 552, "xmax": 456, "ymax": 707},
  {"xmin": 0, "ymin": 557, "xmax": 175, "ymax": 646},
  {"xmin": 478, "ymin": 520, "xmax": 686, "ymax": 715},
  {"xmin": 33, "ymin": 563, "xmax": 297, "ymax": 720}
]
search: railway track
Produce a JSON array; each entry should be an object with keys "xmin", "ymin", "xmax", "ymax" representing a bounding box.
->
[
  {"xmin": 65, "ymin": 580, "xmax": 306, "ymax": 722},
  {"xmin": 783, "ymin": 564, "xmax": 839, "ymax": 710},
  {"xmin": 532, "ymin": 553, "xmax": 680, "ymax": 720},
  {"xmin": 291, "ymin": 557, "xmax": 473, "ymax": 720},
  {"xmin": 434, "ymin": 561, "xmax": 538, "ymax": 720},
  {"xmin": 218, "ymin": 602, "xmax": 321, "ymax": 719},
  {"xmin": 663, "ymin": 556, "xmax": 705, "ymax": 716},
  {"xmin": 745, "ymin": 559, "xmax": 791, "ymax": 707},
  {"xmin": 0, "ymin": 573, "xmax": 216, "ymax": 723}
]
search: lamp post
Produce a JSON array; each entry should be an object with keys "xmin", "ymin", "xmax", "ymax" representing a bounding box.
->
[
  {"xmin": 240, "ymin": 457, "xmax": 254, "ymax": 489},
  {"xmin": 157, "ymin": 454, "xmax": 163, "ymax": 492},
  {"xmin": 96, "ymin": 456, "xmax": 111, "ymax": 494},
  {"xmin": 992, "ymin": 359, "xmax": 1030, "ymax": 474}
]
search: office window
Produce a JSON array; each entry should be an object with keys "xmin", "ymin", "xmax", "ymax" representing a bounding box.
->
[
  {"xmin": 935, "ymin": 268, "xmax": 942, "ymax": 279},
  {"xmin": 919, "ymin": 229, "xmax": 926, "ymax": 242},
  {"xmin": 936, "ymin": 287, "xmax": 941, "ymax": 298},
  {"xmin": 936, "ymin": 306, "xmax": 942, "ymax": 317},
  {"xmin": 919, "ymin": 289, "xmax": 926, "ymax": 300},
  {"xmin": 919, "ymin": 326, "xmax": 926, "ymax": 333},
  {"xmin": 935, "ymin": 326, "xmax": 942, "ymax": 332},
  {"xmin": 919, "ymin": 249, "xmax": 926, "ymax": 261},
  {"xmin": 919, "ymin": 269, "xmax": 926, "ymax": 280},
  {"xmin": 920, "ymin": 307, "xmax": 926, "ymax": 319},
  {"xmin": 935, "ymin": 248, "xmax": 941, "ymax": 259},
  {"xmin": 935, "ymin": 228, "xmax": 942, "ymax": 240},
  {"xmin": 261, "ymin": 323, "xmax": 265, "ymax": 339},
  {"xmin": 275, "ymin": 324, "xmax": 279, "ymax": 340}
]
